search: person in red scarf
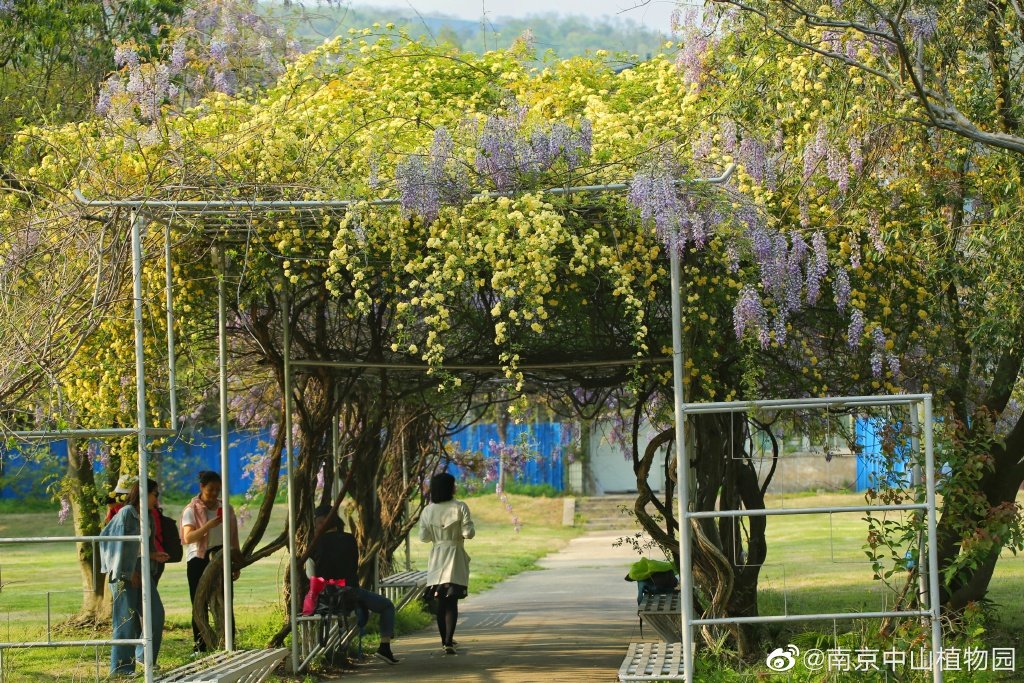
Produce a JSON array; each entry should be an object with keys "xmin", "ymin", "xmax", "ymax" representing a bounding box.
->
[{"xmin": 180, "ymin": 470, "xmax": 240, "ymax": 654}]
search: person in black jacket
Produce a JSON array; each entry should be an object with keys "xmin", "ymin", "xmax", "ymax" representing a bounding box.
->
[{"xmin": 307, "ymin": 504, "xmax": 399, "ymax": 664}]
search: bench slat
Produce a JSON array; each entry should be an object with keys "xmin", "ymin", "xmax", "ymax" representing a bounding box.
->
[
  {"xmin": 637, "ymin": 592, "xmax": 682, "ymax": 642},
  {"xmin": 618, "ymin": 642, "xmax": 685, "ymax": 682},
  {"xmin": 296, "ymin": 613, "xmax": 358, "ymax": 673},
  {"xmin": 156, "ymin": 648, "xmax": 287, "ymax": 683},
  {"xmin": 379, "ymin": 570, "xmax": 428, "ymax": 609}
]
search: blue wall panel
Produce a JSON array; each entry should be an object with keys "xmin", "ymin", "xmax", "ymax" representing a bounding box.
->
[{"xmin": 446, "ymin": 422, "xmax": 565, "ymax": 491}]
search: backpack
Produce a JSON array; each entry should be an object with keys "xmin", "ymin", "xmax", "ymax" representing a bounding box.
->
[
  {"xmin": 625, "ymin": 558, "xmax": 679, "ymax": 604},
  {"xmin": 160, "ymin": 513, "xmax": 183, "ymax": 563},
  {"xmin": 314, "ymin": 583, "xmax": 359, "ymax": 649}
]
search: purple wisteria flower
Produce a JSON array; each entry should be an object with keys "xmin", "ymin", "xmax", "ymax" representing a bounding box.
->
[
  {"xmin": 170, "ymin": 40, "xmax": 187, "ymax": 74},
  {"xmin": 693, "ymin": 130, "xmax": 713, "ymax": 161},
  {"xmin": 849, "ymin": 138, "xmax": 864, "ymax": 175},
  {"xmin": 720, "ymin": 119, "xmax": 738, "ymax": 155},
  {"xmin": 870, "ymin": 350, "xmax": 884, "ymax": 377},
  {"xmin": 395, "ymin": 155, "xmax": 439, "ymax": 222},
  {"xmin": 627, "ymin": 170, "xmax": 711, "ymax": 252},
  {"xmin": 867, "ymin": 213, "xmax": 885, "ymax": 253},
  {"xmin": 906, "ymin": 12, "xmax": 938, "ymax": 42},
  {"xmin": 848, "ymin": 308, "xmax": 865, "ymax": 348},
  {"xmin": 826, "ymin": 145, "xmax": 849, "ymax": 193},
  {"xmin": 739, "ymin": 138, "xmax": 767, "ymax": 184},
  {"xmin": 806, "ymin": 231, "xmax": 828, "ymax": 304},
  {"xmin": 733, "ymin": 285, "xmax": 768, "ymax": 346},
  {"xmin": 58, "ymin": 496, "xmax": 71, "ymax": 525},
  {"xmin": 212, "ymin": 70, "xmax": 235, "ymax": 95},
  {"xmin": 476, "ymin": 104, "xmax": 530, "ymax": 190},
  {"xmin": 209, "ymin": 38, "xmax": 230, "ymax": 66},
  {"xmin": 725, "ymin": 239, "xmax": 740, "ymax": 273},
  {"xmin": 834, "ymin": 268, "xmax": 851, "ymax": 312},
  {"xmin": 115, "ymin": 46, "xmax": 140, "ymax": 68},
  {"xmin": 474, "ymin": 107, "xmax": 592, "ymax": 188}
]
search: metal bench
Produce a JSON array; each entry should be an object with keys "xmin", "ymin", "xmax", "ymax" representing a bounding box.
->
[
  {"xmin": 155, "ymin": 648, "xmax": 288, "ymax": 683},
  {"xmin": 637, "ymin": 591, "xmax": 681, "ymax": 642},
  {"xmin": 378, "ymin": 569, "xmax": 428, "ymax": 610},
  {"xmin": 295, "ymin": 613, "xmax": 358, "ymax": 673},
  {"xmin": 618, "ymin": 642, "xmax": 684, "ymax": 682}
]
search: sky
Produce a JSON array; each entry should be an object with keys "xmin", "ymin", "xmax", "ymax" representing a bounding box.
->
[{"xmin": 348, "ymin": 0, "xmax": 678, "ymax": 32}]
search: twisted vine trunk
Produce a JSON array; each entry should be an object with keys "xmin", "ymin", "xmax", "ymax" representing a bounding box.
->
[
  {"xmin": 632, "ymin": 410, "xmax": 768, "ymax": 660},
  {"xmin": 66, "ymin": 439, "xmax": 111, "ymax": 625}
]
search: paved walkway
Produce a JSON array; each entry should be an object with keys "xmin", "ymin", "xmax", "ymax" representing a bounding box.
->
[{"xmin": 330, "ymin": 529, "xmax": 646, "ymax": 682}]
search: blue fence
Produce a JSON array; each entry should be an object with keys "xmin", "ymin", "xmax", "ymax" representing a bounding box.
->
[
  {"xmin": 446, "ymin": 421, "xmax": 565, "ymax": 491},
  {"xmin": 854, "ymin": 418, "xmax": 911, "ymax": 491},
  {"xmin": 1, "ymin": 422, "xmax": 567, "ymax": 500},
  {"xmin": 0, "ymin": 428, "xmax": 275, "ymax": 500},
  {"xmin": 160, "ymin": 427, "xmax": 274, "ymax": 496}
]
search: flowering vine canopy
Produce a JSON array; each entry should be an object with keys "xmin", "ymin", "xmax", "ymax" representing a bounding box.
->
[{"xmin": 4, "ymin": 23, "xmax": 917, "ymax": 405}]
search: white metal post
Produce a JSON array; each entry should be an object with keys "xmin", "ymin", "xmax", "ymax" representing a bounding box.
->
[
  {"xmin": 923, "ymin": 397, "xmax": 944, "ymax": 682},
  {"xmin": 217, "ymin": 250, "xmax": 235, "ymax": 650},
  {"xmin": 164, "ymin": 222, "xmax": 179, "ymax": 427},
  {"xmin": 130, "ymin": 212, "xmax": 155, "ymax": 683},
  {"xmin": 909, "ymin": 404, "xmax": 928, "ymax": 613},
  {"xmin": 670, "ymin": 246, "xmax": 694, "ymax": 682},
  {"xmin": 283, "ymin": 291, "xmax": 301, "ymax": 672}
]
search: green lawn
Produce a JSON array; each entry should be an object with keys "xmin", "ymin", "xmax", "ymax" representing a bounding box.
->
[
  {"xmin": 1, "ymin": 491, "xmax": 1021, "ymax": 681},
  {"xmin": 0, "ymin": 492, "xmax": 580, "ymax": 681}
]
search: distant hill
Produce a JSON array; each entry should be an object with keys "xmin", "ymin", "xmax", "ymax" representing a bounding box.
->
[{"xmin": 262, "ymin": 2, "xmax": 668, "ymax": 60}]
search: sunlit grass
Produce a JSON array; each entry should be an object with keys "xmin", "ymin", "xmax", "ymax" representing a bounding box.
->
[
  {"xmin": 1, "ymin": 491, "xmax": 1020, "ymax": 681},
  {"xmin": 0, "ymin": 492, "xmax": 579, "ymax": 681}
]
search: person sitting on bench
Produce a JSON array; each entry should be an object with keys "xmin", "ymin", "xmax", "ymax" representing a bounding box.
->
[{"xmin": 307, "ymin": 504, "xmax": 399, "ymax": 665}]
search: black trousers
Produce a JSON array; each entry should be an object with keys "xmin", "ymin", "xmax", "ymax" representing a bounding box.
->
[
  {"xmin": 187, "ymin": 553, "xmax": 238, "ymax": 651},
  {"xmin": 186, "ymin": 556, "xmax": 210, "ymax": 651}
]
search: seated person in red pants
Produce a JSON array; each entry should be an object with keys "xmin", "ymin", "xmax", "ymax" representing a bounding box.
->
[{"xmin": 307, "ymin": 504, "xmax": 399, "ymax": 664}]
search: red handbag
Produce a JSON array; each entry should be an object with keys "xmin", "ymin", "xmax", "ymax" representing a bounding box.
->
[{"xmin": 301, "ymin": 576, "xmax": 346, "ymax": 615}]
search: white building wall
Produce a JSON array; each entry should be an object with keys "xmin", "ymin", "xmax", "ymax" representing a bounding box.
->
[{"xmin": 589, "ymin": 420, "xmax": 666, "ymax": 494}]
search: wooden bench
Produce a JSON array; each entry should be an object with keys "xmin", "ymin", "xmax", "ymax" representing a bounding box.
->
[
  {"xmin": 295, "ymin": 613, "xmax": 358, "ymax": 673},
  {"xmin": 618, "ymin": 642, "xmax": 684, "ymax": 682},
  {"xmin": 155, "ymin": 648, "xmax": 288, "ymax": 683},
  {"xmin": 637, "ymin": 591, "xmax": 681, "ymax": 642},
  {"xmin": 378, "ymin": 569, "xmax": 428, "ymax": 610}
]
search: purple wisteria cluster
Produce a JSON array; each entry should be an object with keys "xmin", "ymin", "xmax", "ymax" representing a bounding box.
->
[
  {"xmin": 96, "ymin": 0, "xmax": 293, "ymax": 130},
  {"xmin": 394, "ymin": 126, "xmax": 470, "ymax": 223},
  {"xmin": 394, "ymin": 110, "xmax": 593, "ymax": 220},
  {"xmin": 473, "ymin": 105, "xmax": 593, "ymax": 191},
  {"xmin": 732, "ymin": 227, "xmax": 828, "ymax": 346},
  {"xmin": 799, "ymin": 123, "xmax": 866, "ymax": 228},
  {"xmin": 489, "ymin": 438, "xmax": 538, "ymax": 533},
  {"xmin": 905, "ymin": 11, "xmax": 939, "ymax": 42},
  {"xmin": 627, "ymin": 170, "xmax": 713, "ymax": 252},
  {"xmin": 671, "ymin": 6, "xmax": 721, "ymax": 89}
]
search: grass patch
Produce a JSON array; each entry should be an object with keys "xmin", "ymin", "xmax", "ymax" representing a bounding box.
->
[
  {"xmin": 0, "ymin": 492, "xmax": 580, "ymax": 680},
  {"xmin": 2, "ymin": 491, "xmax": 1020, "ymax": 681}
]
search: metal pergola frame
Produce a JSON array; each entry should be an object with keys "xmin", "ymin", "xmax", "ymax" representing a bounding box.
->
[
  {"xmin": 669, "ymin": 392, "xmax": 943, "ymax": 682},
  {"xmin": 1, "ymin": 164, "xmax": 943, "ymax": 682}
]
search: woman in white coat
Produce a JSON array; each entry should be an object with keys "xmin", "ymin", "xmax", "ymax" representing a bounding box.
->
[{"xmin": 419, "ymin": 472, "xmax": 475, "ymax": 654}]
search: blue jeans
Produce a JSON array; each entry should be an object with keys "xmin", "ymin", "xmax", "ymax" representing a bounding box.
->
[
  {"xmin": 110, "ymin": 578, "xmax": 164, "ymax": 674},
  {"xmin": 354, "ymin": 588, "xmax": 395, "ymax": 639}
]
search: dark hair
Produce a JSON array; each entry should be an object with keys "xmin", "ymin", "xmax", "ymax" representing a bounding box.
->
[
  {"xmin": 198, "ymin": 470, "xmax": 222, "ymax": 487},
  {"xmin": 126, "ymin": 478, "xmax": 159, "ymax": 509},
  {"xmin": 314, "ymin": 503, "xmax": 342, "ymax": 531},
  {"xmin": 429, "ymin": 472, "xmax": 456, "ymax": 503}
]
